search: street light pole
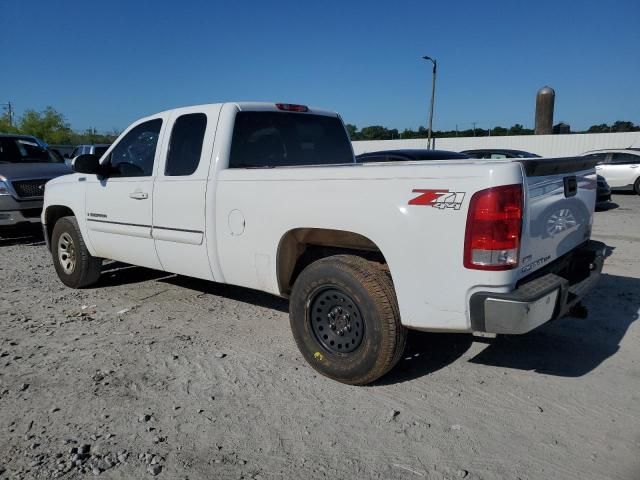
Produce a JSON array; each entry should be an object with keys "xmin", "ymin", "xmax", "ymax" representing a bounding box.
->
[{"xmin": 422, "ymin": 56, "xmax": 437, "ymax": 149}]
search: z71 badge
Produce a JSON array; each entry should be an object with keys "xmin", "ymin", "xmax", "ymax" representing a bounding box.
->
[{"xmin": 408, "ymin": 189, "xmax": 466, "ymax": 210}]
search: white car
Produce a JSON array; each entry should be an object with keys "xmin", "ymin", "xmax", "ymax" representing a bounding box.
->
[
  {"xmin": 41, "ymin": 102, "xmax": 605, "ymax": 385},
  {"xmin": 581, "ymin": 149, "xmax": 640, "ymax": 194}
]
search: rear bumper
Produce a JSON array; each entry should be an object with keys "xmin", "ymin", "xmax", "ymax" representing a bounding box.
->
[{"xmin": 470, "ymin": 240, "xmax": 606, "ymax": 334}]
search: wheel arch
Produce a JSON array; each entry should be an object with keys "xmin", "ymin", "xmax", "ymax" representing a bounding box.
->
[
  {"xmin": 276, "ymin": 228, "xmax": 388, "ymax": 296},
  {"xmin": 44, "ymin": 205, "xmax": 76, "ymax": 251}
]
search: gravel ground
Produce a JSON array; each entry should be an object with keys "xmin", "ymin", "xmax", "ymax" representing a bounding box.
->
[{"xmin": 1, "ymin": 194, "xmax": 639, "ymax": 480}]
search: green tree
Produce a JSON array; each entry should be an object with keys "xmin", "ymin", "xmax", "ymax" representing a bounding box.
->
[
  {"xmin": 344, "ymin": 123, "xmax": 359, "ymax": 140},
  {"xmin": 611, "ymin": 121, "xmax": 638, "ymax": 132},
  {"xmin": 0, "ymin": 114, "xmax": 20, "ymax": 134},
  {"xmin": 18, "ymin": 106, "xmax": 73, "ymax": 144}
]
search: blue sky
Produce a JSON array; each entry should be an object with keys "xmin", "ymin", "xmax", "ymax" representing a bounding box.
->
[{"xmin": 1, "ymin": 0, "xmax": 639, "ymax": 133}]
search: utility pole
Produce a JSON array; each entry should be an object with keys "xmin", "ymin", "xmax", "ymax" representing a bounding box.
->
[
  {"xmin": 422, "ymin": 56, "xmax": 437, "ymax": 149},
  {"xmin": 1, "ymin": 101, "xmax": 14, "ymax": 127},
  {"xmin": 472, "ymin": 122, "xmax": 477, "ymax": 137}
]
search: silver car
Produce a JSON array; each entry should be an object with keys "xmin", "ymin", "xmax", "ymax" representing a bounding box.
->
[
  {"xmin": 65, "ymin": 144, "xmax": 111, "ymax": 165},
  {"xmin": 581, "ymin": 149, "xmax": 640, "ymax": 194}
]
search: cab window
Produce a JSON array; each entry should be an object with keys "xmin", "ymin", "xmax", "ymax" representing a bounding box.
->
[
  {"xmin": 165, "ymin": 113, "xmax": 207, "ymax": 176},
  {"xmin": 107, "ymin": 119, "xmax": 162, "ymax": 177}
]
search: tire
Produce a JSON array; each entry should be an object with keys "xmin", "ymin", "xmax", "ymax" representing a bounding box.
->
[
  {"xmin": 51, "ymin": 216, "xmax": 102, "ymax": 288},
  {"xmin": 634, "ymin": 177, "xmax": 640, "ymax": 195},
  {"xmin": 289, "ymin": 255, "xmax": 407, "ymax": 385}
]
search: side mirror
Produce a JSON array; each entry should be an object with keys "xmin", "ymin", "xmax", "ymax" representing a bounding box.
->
[{"xmin": 72, "ymin": 154, "xmax": 101, "ymax": 174}]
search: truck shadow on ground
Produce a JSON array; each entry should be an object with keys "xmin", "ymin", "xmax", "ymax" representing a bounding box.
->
[
  {"xmin": 161, "ymin": 275, "xmax": 290, "ymax": 313},
  {"xmin": 97, "ymin": 261, "xmax": 171, "ymax": 287},
  {"xmin": 469, "ymin": 272, "xmax": 639, "ymax": 377},
  {"xmin": 90, "ymin": 262, "xmax": 637, "ymax": 383},
  {"xmin": 376, "ymin": 331, "xmax": 474, "ymax": 385},
  {"xmin": 0, "ymin": 226, "xmax": 44, "ymax": 247}
]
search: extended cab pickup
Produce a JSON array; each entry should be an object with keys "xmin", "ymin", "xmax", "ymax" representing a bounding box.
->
[{"xmin": 42, "ymin": 102, "xmax": 605, "ymax": 384}]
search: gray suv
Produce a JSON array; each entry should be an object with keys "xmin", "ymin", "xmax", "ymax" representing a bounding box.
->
[{"xmin": 0, "ymin": 134, "xmax": 71, "ymax": 229}]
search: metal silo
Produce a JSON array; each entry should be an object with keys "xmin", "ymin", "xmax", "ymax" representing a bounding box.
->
[{"xmin": 535, "ymin": 86, "xmax": 555, "ymax": 135}]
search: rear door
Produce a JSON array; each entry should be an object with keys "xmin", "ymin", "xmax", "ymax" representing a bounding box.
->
[
  {"xmin": 152, "ymin": 105, "xmax": 221, "ymax": 280},
  {"xmin": 517, "ymin": 157, "xmax": 598, "ymax": 279},
  {"xmin": 606, "ymin": 152, "xmax": 640, "ymax": 188},
  {"xmin": 85, "ymin": 117, "xmax": 164, "ymax": 269}
]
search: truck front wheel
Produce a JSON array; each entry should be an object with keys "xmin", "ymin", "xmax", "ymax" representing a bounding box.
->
[
  {"xmin": 51, "ymin": 216, "xmax": 102, "ymax": 288},
  {"xmin": 289, "ymin": 255, "xmax": 406, "ymax": 385}
]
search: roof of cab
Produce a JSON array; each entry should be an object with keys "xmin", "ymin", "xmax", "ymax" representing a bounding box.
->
[{"xmin": 148, "ymin": 102, "xmax": 339, "ymax": 119}]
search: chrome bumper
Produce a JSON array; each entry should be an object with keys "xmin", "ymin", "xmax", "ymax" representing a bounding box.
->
[{"xmin": 470, "ymin": 241, "xmax": 606, "ymax": 335}]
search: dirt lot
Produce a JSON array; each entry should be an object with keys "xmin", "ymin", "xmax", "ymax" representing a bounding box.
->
[{"xmin": 1, "ymin": 194, "xmax": 639, "ymax": 480}]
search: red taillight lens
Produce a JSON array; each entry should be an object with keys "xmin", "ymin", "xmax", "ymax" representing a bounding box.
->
[
  {"xmin": 275, "ymin": 103, "xmax": 308, "ymax": 112},
  {"xmin": 464, "ymin": 184, "xmax": 523, "ymax": 270}
]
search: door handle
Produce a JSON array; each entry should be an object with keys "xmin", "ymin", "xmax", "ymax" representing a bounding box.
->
[
  {"xmin": 630, "ymin": 165, "xmax": 639, "ymax": 168},
  {"xmin": 595, "ymin": 166, "xmax": 603, "ymax": 169},
  {"xmin": 129, "ymin": 191, "xmax": 149, "ymax": 200}
]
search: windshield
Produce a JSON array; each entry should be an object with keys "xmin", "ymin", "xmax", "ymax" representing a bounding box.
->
[{"xmin": 0, "ymin": 137, "xmax": 64, "ymax": 164}]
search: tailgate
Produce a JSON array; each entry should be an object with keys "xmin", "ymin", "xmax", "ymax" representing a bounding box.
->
[{"xmin": 517, "ymin": 157, "xmax": 598, "ymax": 280}]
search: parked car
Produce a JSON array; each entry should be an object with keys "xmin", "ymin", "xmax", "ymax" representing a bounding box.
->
[
  {"xmin": 42, "ymin": 102, "xmax": 604, "ymax": 385},
  {"xmin": 356, "ymin": 149, "xmax": 469, "ymax": 162},
  {"xmin": 580, "ymin": 149, "xmax": 640, "ymax": 194},
  {"xmin": 460, "ymin": 149, "xmax": 541, "ymax": 159},
  {"xmin": 0, "ymin": 134, "xmax": 71, "ymax": 229},
  {"xmin": 65, "ymin": 144, "xmax": 111, "ymax": 165}
]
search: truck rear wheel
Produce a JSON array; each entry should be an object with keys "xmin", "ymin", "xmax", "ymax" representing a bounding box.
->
[
  {"xmin": 289, "ymin": 255, "xmax": 406, "ymax": 385},
  {"xmin": 51, "ymin": 216, "xmax": 102, "ymax": 288}
]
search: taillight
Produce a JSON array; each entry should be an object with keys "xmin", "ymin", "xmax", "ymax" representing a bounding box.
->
[
  {"xmin": 275, "ymin": 103, "xmax": 308, "ymax": 112},
  {"xmin": 464, "ymin": 184, "xmax": 523, "ymax": 270}
]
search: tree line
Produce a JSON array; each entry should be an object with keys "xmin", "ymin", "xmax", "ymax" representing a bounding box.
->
[
  {"xmin": 346, "ymin": 120, "xmax": 640, "ymax": 141},
  {"xmin": 0, "ymin": 106, "xmax": 119, "ymax": 145},
  {"xmin": 1, "ymin": 105, "xmax": 638, "ymax": 144}
]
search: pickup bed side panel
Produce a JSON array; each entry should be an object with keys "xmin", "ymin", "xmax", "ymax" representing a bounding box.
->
[{"xmin": 213, "ymin": 161, "xmax": 524, "ymax": 332}]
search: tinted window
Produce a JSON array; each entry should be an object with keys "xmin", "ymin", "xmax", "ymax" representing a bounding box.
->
[
  {"xmin": 229, "ymin": 112, "xmax": 353, "ymax": 168},
  {"xmin": 610, "ymin": 153, "xmax": 640, "ymax": 165},
  {"xmin": 0, "ymin": 138, "xmax": 63, "ymax": 163},
  {"xmin": 94, "ymin": 146, "xmax": 109, "ymax": 158},
  {"xmin": 165, "ymin": 113, "xmax": 207, "ymax": 176},
  {"xmin": 585, "ymin": 153, "xmax": 608, "ymax": 164},
  {"xmin": 108, "ymin": 119, "xmax": 162, "ymax": 177}
]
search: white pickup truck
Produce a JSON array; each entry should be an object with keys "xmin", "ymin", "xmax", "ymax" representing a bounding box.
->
[{"xmin": 42, "ymin": 102, "xmax": 605, "ymax": 385}]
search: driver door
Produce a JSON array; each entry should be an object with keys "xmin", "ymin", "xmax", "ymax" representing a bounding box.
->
[{"xmin": 84, "ymin": 117, "xmax": 165, "ymax": 269}]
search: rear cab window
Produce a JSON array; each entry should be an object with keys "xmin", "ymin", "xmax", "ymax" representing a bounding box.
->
[
  {"xmin": 229, "ymin": 111, "xmax": 353, "ymax": 168},
  {"xmin": 165, "ymin": 113, "xmax": 207, "ymax": 176}
]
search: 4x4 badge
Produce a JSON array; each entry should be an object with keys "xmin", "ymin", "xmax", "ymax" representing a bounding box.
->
[{"xmin": 409, "ymin": 189, "xmax": 466, "ymax": 210}]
